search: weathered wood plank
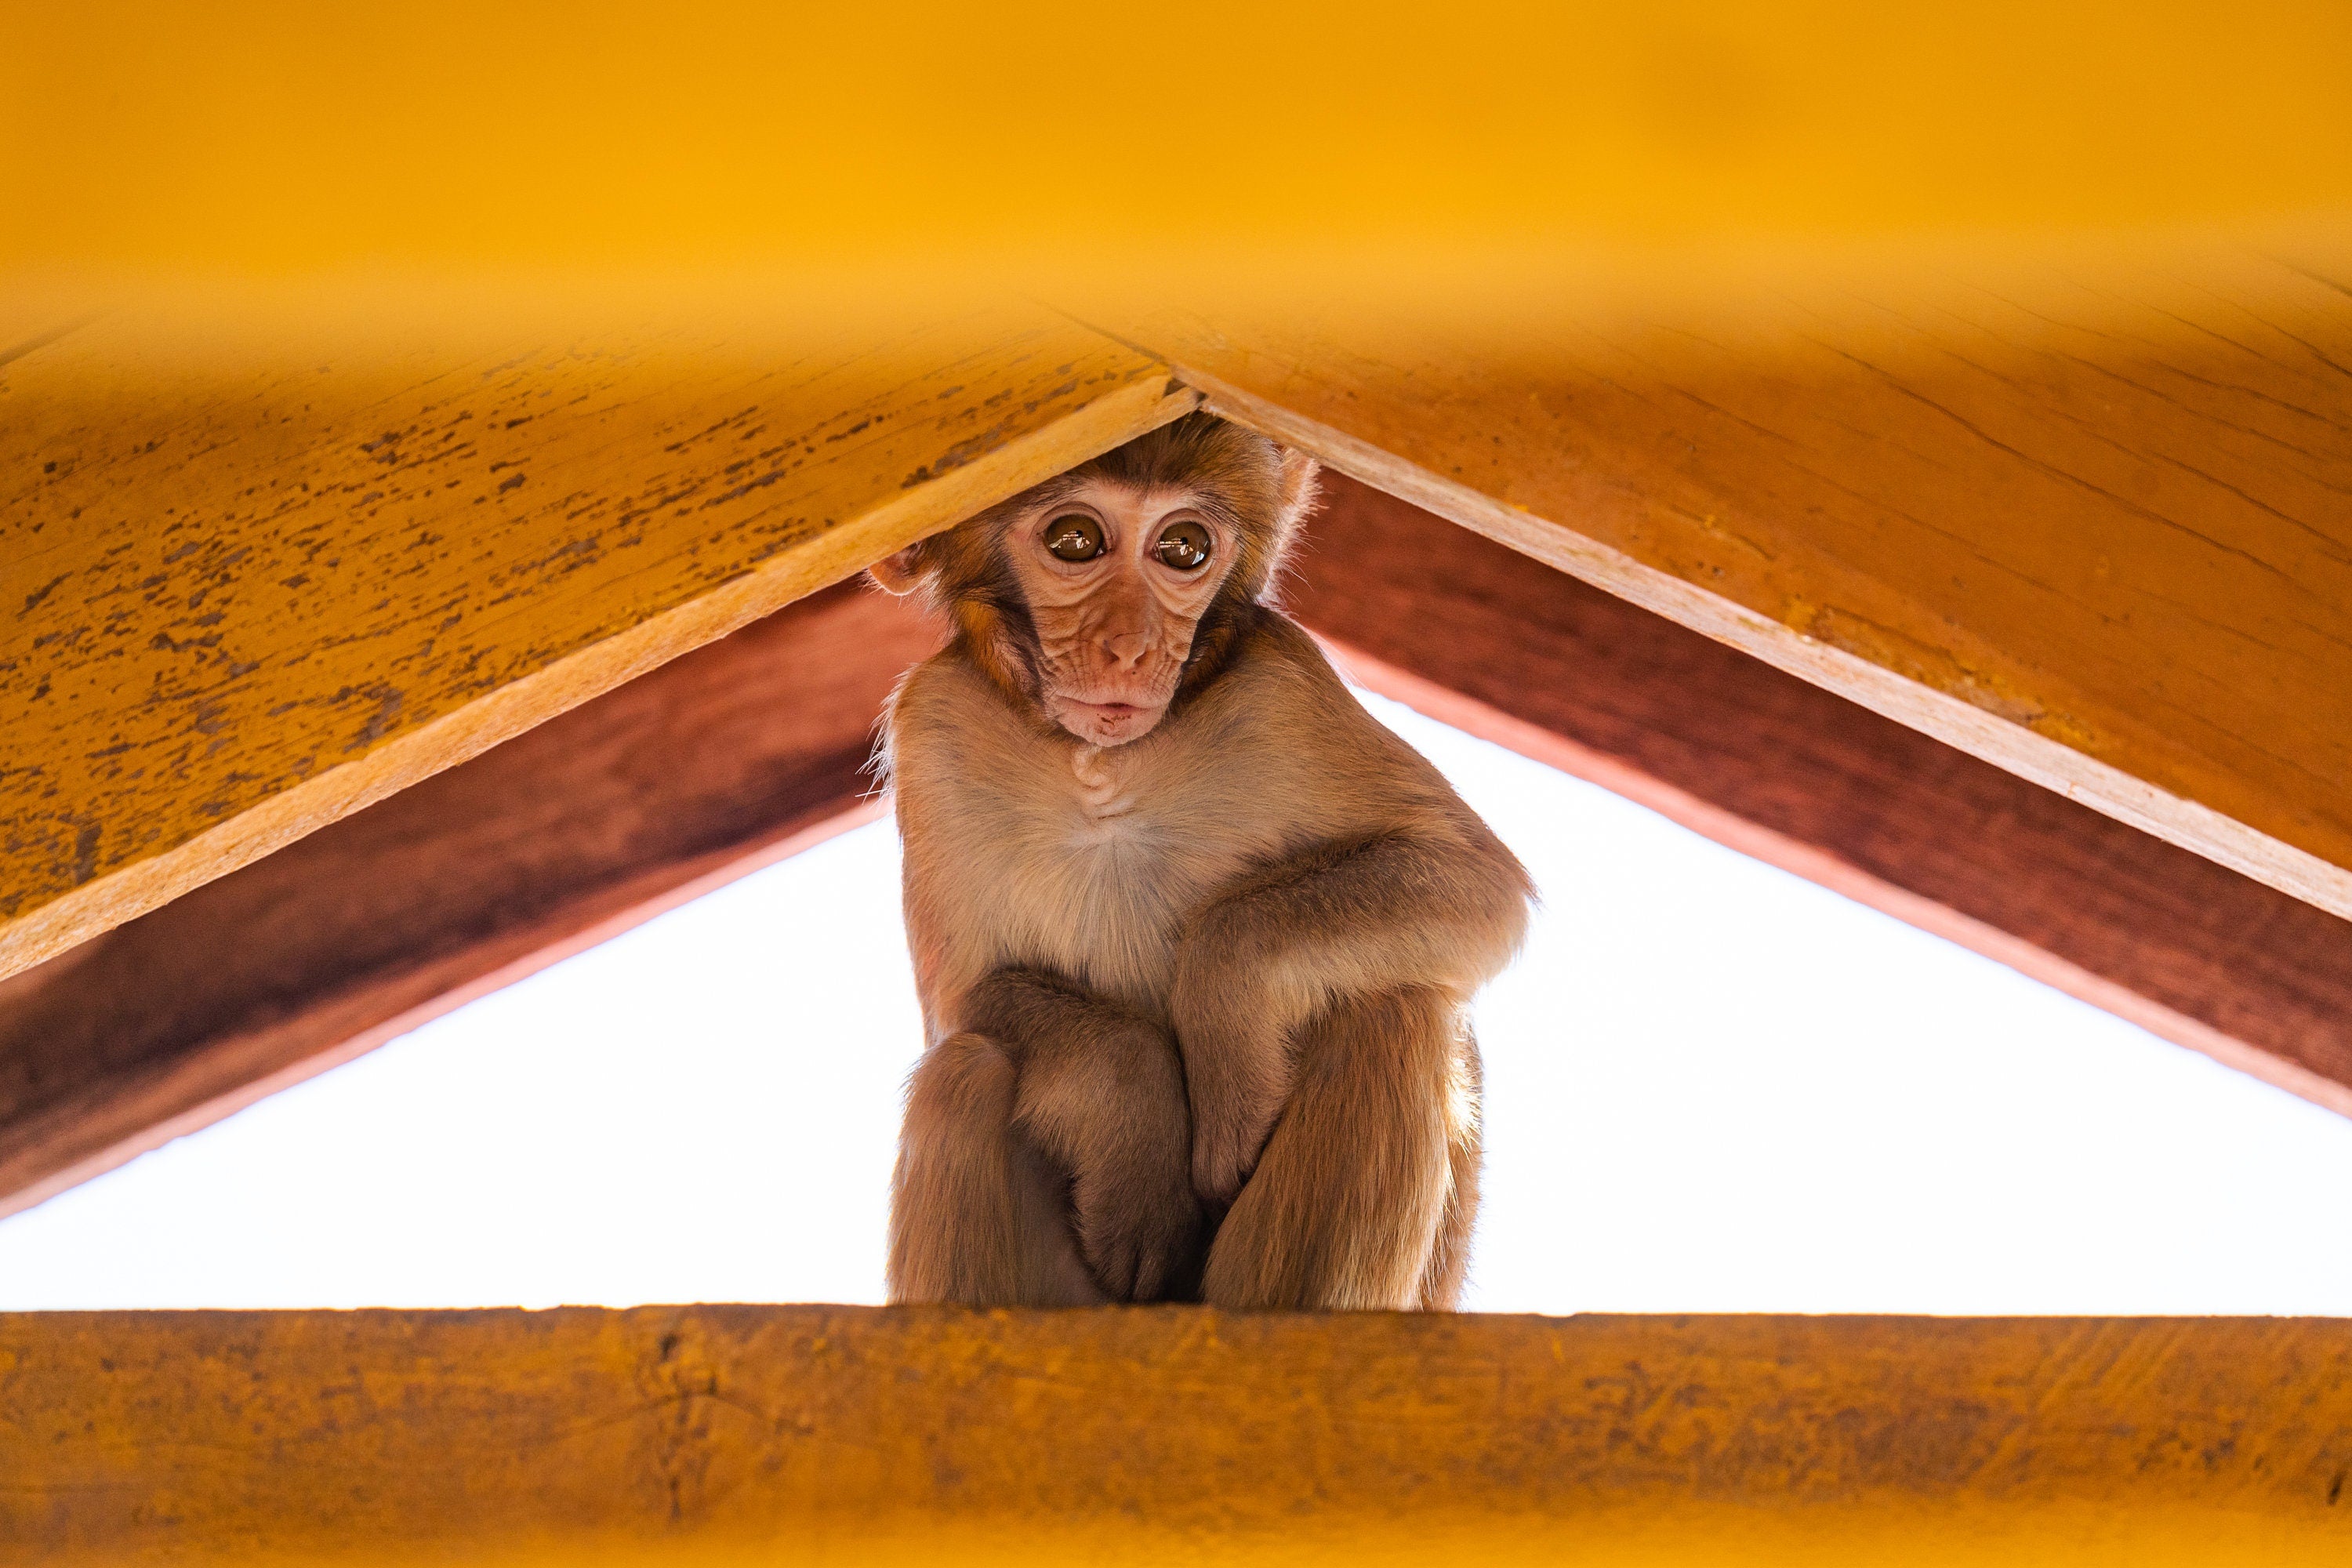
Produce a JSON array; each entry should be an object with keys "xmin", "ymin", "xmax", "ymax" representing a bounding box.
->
[
  {"xmin": 0, "ymin": 299, "xmax": 1192, "ymax": 978},
  {"xmin": 0, "ymin": 581, "xmax": 942, "ymax": 1219},
  {"xmin": 5, "ymin": 1307, "xmax": 2348, "ymax": 1564},
  {"xmin": 1107, "ymin": 248, "xmax": 2352, "ymax": 919},
  {"xmin": 1290, "ymin": 474, "xmax": 2352, "ymax": 1117}
]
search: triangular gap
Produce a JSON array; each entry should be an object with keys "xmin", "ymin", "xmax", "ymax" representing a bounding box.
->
[
  {"xmin": 3, "ymin": 685, "xmax": 2347, "ymax": 1314},
  {"xmin": 1277, "ymin": 471, "xmax": 2352, "ymax": 1121},
  {"xmin": 1327, "ymin": 635, "xmax": 2334, "ymax": 1107}
]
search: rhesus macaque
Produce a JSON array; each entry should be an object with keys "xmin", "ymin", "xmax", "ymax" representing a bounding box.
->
[{"xmin": 872, "ymin": 413, "xmax": 1531, "ymax": 1310}]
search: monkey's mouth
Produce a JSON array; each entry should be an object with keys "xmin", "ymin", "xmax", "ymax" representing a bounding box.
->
[
  {"xmin": 1050, "ymin": 693, "xmax": 1170, "ymax": 746},
  {"xmin": 1069, "ymin": 699, "xmax": 1162, "ymax": 733}
]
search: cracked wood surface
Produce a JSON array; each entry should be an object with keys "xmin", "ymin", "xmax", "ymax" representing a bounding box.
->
[
  {"xmin": 0, "ymin": 300, "xmax": 1192, "ymax": 979},
  {"xmin": 1292, "ymin": 474, "xmax": 2352, "ymax": 1120},
  {"xmin": 1110, "ymin": 249, "xmax": 2352, "ymax": 920},
  {"xmin": 0, "ymin": 581, "xmax": 942, "ymax": 1220},
  {"xmin": 5, "ymin": 1307, "xmax": 2349, "ymax": 1565}
]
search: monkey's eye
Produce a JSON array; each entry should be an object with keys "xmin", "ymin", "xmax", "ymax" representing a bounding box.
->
[
  {"xmin": 1155, "ymin": 519, "xmax": 1214, "ymax": 572},
  {"xmin": 1043, "ymin": 514, "xmax": 1105, "ymax": 562}
]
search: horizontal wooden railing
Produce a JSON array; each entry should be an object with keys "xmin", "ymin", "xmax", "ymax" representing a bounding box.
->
[{"xmin": 5, "ymin": 1306, "xmax": 2348, "ymax": 1565}]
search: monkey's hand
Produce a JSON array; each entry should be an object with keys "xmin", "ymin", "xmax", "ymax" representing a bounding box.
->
[
  {"xmin": 965, "ymin": 969, "xmax": 1204, "ymax": 1302},
  {"xmin": 1171, "ymin": 828, "xmax": 1532, "ymax": 1208}
]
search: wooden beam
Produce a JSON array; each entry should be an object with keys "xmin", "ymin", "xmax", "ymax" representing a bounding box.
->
[
  {"xmin": 10, "ymin": 8, "xmax": 2352, "ymax": 268},
  {"xmin": 5, "ymin": 1306, "xmax": 2349, "ymax": 1564},
  {"xmin": 1288, "ymin": 475, "xmax": 2352, "ymax": 1116},
  {"xmin": 0, "ymin": 296, "xmax": 1192, "ymax": 979},
  {"xmin": 0, "ymin": 581, "xmax": 941, "ymax": 1219},
  {"xmin": 1105, "ymin": 246, "xmax": 2352, "ymax": 920}
]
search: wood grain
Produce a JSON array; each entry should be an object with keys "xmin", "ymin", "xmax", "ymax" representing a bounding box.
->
[
  {"xmin": 0, "ymin": 299, "xmax": 1192, "ymax": 978},
  {"xmin": 1104, "ymin": 248, "xmax": 2352, "ymax": 919},
  {"xmin": 5, "ymin": 1306, "xmax": 2349, "ymax": 1564},
  {"xmin": 1290, "ymin": 474, "xmax": 2352, "ymax": 1118},
  {"xmin": 0, "ymin": 581, "xmax": 942, "ymax": 1218}
]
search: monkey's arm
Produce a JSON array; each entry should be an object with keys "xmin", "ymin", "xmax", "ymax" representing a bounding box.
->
[
  {"xmin": 964, "ymin": 968, "xmax": 1205, "ymax": 1301},
  {"xmin": 1170, "ymin": 826, "xmax": 1530, "ymax": 1207}
]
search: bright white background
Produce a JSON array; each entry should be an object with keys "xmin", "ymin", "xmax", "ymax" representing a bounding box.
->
[{"xmin": 4, "ymin": 691, "xmax": 2348, "ymax": 1314}]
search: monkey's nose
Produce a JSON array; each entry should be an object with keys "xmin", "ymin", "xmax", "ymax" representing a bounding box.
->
[{"xmin": 1101, "ymin": 632, "xmax": 1150, "ymax": 668}]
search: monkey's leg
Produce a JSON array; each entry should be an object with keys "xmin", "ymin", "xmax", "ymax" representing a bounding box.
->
[
  {"xmin": 1171, "ymin": 830, "xmax": 1526, "ymax": 1210},
  {"xmin": 1414, "ymin": 1031, "xmax": 1484, "ymax": 1310},
  {"xmin": 886, "ymin": 1032, "xmax": 1105, "ymax": 1307},
  {"xmin": 967, "ymin": 969, "xmax": 1204, "ymax": 1302},
  {"xmin": 1200, "ymin": 987, "xmax": 1465, "ymax": 1312}
]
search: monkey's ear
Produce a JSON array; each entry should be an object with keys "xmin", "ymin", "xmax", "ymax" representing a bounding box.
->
[
  {"xmin": 1276, "ymin": 448, "xmax": 1322, "ymax": 524},
  {"xmin": 866, "ymin": 543, "xmax": 928, "ymax": 595}
]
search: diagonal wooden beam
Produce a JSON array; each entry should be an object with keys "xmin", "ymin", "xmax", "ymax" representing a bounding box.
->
[
  {"xmin": 1, "ymin": 297, "xmax": 1193, "ymax": 980},
  {"xmin": 1103, "ymin": 247, "xmax": 2352, "ymax": 920},
  {"xmin": 5, "ymin": 1305, "xmax": 2349, "ymax": 1564},
  {"xmin": 1289, "ymin": 474, "xmax": 2352, "ymax": 1116},
  {"xmin": 0, "ymin": 582, "xmax": 940, "ymax": 1219}
]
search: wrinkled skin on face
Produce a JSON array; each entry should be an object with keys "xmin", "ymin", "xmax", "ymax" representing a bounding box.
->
[
  {"xmin": 1004, "ymin": 479, "xmax": 1234, "ymax": 746},
  {"xmin": 867, "ymin": 412, "xmax": 1313, "ymax": 748}
]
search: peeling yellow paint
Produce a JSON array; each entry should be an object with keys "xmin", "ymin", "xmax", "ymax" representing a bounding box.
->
[
  {"xmin": 1795, "ymin": 601, "xmax": 2050, "ymax": 731},
  {"xmin": 0, "ymin": 296, "xmax": 1193, "ymax": 976}
]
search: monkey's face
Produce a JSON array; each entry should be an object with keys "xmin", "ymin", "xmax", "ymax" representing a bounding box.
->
[
  {"xmin": 869, "ymin": 412, "xmax": 1312, "ymax": 746},
  {"xmin": 1001, "ymin": 478, "xmax": 1236, "ymax": 747}
]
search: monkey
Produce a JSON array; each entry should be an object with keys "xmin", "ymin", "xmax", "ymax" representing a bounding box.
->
[{"xmin": 869, "ymin": 412, "xmax": 1533, "ymax": 1311}]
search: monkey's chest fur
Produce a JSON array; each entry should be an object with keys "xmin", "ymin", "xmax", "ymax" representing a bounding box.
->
[{"xmin": 889, "ymin": 638, "xmax": 1410, "ymax": 1036}]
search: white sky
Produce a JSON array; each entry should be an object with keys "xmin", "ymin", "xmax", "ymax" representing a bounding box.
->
[{"xmin": 4, "ymin": 689, "xmax": 2349, "ymax": 1314}]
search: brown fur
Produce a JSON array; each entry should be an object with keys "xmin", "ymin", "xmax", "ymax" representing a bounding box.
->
[{"xmin": 877, "ymin": 413, "xmax": 1531, "ymax": 1310}]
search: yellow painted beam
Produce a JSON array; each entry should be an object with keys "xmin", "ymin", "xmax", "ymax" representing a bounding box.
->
[
  {"xmin": 1102, "ymin": 241, "xmax": 2352, "ymax": 920},
  {"xmin": 0, "ymin": 292, "xmax": 1193, "ymax": 977},
  {"xmin": 4, "ymin": 1307, "xmax": 2349, "ymax": 1565},
  {"xmin": 4, "ymin": 3, "xmax": 2350, "ymax": 267}
]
